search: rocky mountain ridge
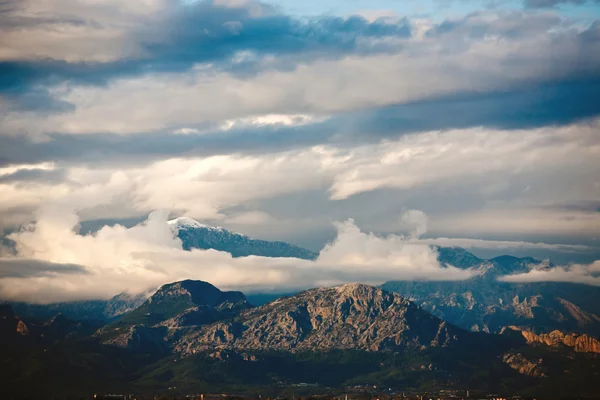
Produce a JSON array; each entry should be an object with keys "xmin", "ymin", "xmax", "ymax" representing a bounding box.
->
[
  {"xmin": 175, "ymin": 283, "xmax": 467, "ymax": 355},
  {"xmin": 504, "ymin": 326, "xmax": 600, "ymax": 353},
  {"xmin": 383, "ymin": 248, "xmax": 600, "ymax": 336},
  {"xmin": 95, "ymin": 280, "xmax": 251, "ymax": 350},
  {"xmin": 2, "ymin": 279, "xmax": 600, "ymax": 398}
]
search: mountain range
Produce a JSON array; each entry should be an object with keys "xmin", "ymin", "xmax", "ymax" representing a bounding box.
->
[
  {"xmin": 2, "ymin": 279, "xmax": 599, "ymax": 398},
  {"xmin": 11, "ymin": 218, "xmax": 600, "ymax": 339},
  {"xmin": 2, "ymin": 218, "xmax": 600, "ymax": 398},
  {"xmin": 383, "ymin": 252, "xmax": 600, "ymax": 336}
]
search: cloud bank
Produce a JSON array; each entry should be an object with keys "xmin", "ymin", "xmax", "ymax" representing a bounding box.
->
[
  {"xmin": 1, "ymin": 0, "xmax": 599, "ymax": 297},
  {"xmin": 499, "ymin": 260, "xmax": 600, "ymax": 286},
  {"xmin": 0, "ymin": 258, "xmax": 88, "ymax": 278},
  {"xmin": 2, "ymin": 206, "xmax": 597, "ymax": 303},
  {"xmin": 1, "ymin": 209, "xmax": 478, "ymax": 303}
]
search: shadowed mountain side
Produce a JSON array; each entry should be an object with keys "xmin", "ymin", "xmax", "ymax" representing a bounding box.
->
[{"xmin": 170, "ymin": 217, "xmax": 318, "ymax": 259}]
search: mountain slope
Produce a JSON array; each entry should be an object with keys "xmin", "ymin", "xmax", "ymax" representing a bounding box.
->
[
  {"xmin": 8, "ymin": 290, "xmax": 151, "ymax": 322},
  {"xmin": 0, "ymin": 304, "xmax": 102, "ymax": 347},
  {"xmin": 503, "ymin": 325, "xmax": 600, "ymax": 353},
  {"xmin": 96, "ymin": 280, "xmax": 252, "ymax": 350},
  {"xmin": 382, "ymin": 248, "xmax": 600, "ymax": 336},
  {"xmin": 170, "ymin": 217, "xmax": 318, "ymax": 259},
  {"xmin": 175, "ymin": 283, "xmax": 478, "ymax": 355},
  {"xmin": 3, "ymin": 281, "xmax": 600, "ymax": 398}
]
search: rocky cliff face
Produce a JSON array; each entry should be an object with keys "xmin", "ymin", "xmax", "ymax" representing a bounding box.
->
[
  {"xmin": 502, "ymin": 352, "xmax": 547, "ymax": 377},
  {"xmin": 505, "ymin": 326, "xmax": 600, "ymax": 353},
  {"xmin": 175, "ymin": 283, "xmax": 465, "ymax": 355}
]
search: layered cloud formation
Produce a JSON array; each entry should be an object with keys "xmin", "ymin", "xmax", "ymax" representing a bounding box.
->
[
  {"xmin": 0, "ymin": 0, "xmax": 599, "ymax": 299},
  {"xmin": 1, "ymin": 209, "xmax": 479, "ymax": 302}
]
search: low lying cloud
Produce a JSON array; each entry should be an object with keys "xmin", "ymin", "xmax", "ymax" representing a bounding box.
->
[
  {"xmin": 408, "ymin": 237, "xmax": 589, "ymax": 252},
  {"xmin": 0, "ymin": 209, "xmax": 475, "ymax": 303},
  {"xmin": 393, "ymin": 209, "xmax": 588, "ymax": 252},
  {"xmin": 3, "ymin": 206, "xmax": 596, "ymax": 303},
  {"xmin": 499, "ymin": 260, "xmax": 600, "ymax": 286},
  {"xmin": 0, "ymin": 258, "xmax": 88, "ymax": 278}
]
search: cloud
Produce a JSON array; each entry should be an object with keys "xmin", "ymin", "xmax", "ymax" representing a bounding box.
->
[
  {"xmin": 394, "ymin": 209, "xmax": 590, "ymax": 252},
  {"xmin": 1, "ymin": 76, "xmax": 599, "ymax": 167},
  {"xmin": 0, "ymin": 120, "xmax": 598, "ymax": 247},
  {"xmin": 0, "ymin": 209, "xmax": 475, "ymax": 303},
  {"xmin": 408, "ymin": 237, "xmax": 589, "ymax": 252},
  {"xmin": 499, "ymin": 260, "xmax": 600, "ymax": 285},
  {"xmin": 0, "ymin": 0, "xmax": 598, "ymax": 284},
  {"xmin": 1, "ymin": 8, "xmax": 600, "ymax": 138},
  {"xmin": 524, "ymin": 0, "xmax": 600, "ymax": 8},
  {"xmin": 0, "ymin": 0, "xmax": 411, "ymax": 92},
  {"xmin": 324, "ymin": 120, "xmax": 600, "ymax": 201},
  {"xmin": 0, "ymin": 258, "xmax": 88, "ymax": 278},
  {"xmin": 2, "ymin": 205, "xmax": 592, "ymax": 302},
  {"xmin": 224, "ymin": 211, "xmax": 275, "ymax": 225},
  {"xmin": 0, "ymin": 167, "xmax": 65, "ymax": 184},
  {"xmin": 400, "ymin": 209, "xmax": 429, "ymax": 238}
]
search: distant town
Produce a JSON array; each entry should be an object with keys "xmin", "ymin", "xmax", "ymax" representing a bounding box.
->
[{"xmin": 89, "ymin": 389, "xmax": 539, "ymax": 400}]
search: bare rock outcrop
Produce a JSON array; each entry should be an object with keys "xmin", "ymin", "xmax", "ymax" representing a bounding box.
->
[
  {"xmin": 506, "ymin": 326, "xmax": 600, "ymax": 353},
  {"xmin": 175, "ymin": 283, "xmax": 464, "ymax": 355},
  {"xmin": 502, "ymin": 352, "xmax": 546, "ymax": 377}
]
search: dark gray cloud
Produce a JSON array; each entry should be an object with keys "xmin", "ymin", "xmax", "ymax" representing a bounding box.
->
[
  {"xmin": 0, "ymin": 88, "xmax": 75, "ymax": 114},
  {"xmin": 0, "ymin": 168, "xmax": 66, "ymax": 184},
  {"xmin": 0, "ymin": 258, "xmax": 89, "ymax": 278},
  {"xmin": 427, "ymin": 10, "xmax": 563, "ymax": 39},
  {"xmin": 1, "ymin": 76, "xmax": 598, "ymax": 167},
  {"xmin": 0, "ymin": 0, "xmax": 411, "ymax": 96}
]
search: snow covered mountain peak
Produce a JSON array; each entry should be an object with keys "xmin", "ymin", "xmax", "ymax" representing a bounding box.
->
[
  {"xmin": 168, "ymin": 217, "xmax": 232, "ymax": 233},
  {"xmin": 167, "ymin": 216, "xmax": 318, "ymax": 260}
]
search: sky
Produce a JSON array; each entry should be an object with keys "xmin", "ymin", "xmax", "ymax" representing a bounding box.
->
[{"xmin": 0, "ymin": 0, "xmax": 599, "ymax": 302}]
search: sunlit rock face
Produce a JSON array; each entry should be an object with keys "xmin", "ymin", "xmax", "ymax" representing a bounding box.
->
[
  {"xmin": 506, "ymin": 326, "xmax": 600, "ymax": 353},
  {"xmin": 175, "ymin": 283, "xmax": 467, "ymax": 355}
]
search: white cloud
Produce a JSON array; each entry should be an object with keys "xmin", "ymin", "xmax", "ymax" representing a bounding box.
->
[
  {"xmin": 400, "ymin": 209, "xmax": 429, "ymax": 238},
  {"xmin": 0, "ymin": 210, "xmax": 473, "ymax": 303},
  {"xmin": 0, "ymin": 0, "xmax": 169, "ymax": 62},
  {"xmin": 396, "ymin": 209, "xmax": 590, "ymax": 252},
  {"xmin": 0, "ymin": 121, "xmax": 598, "ymax": 244},
  {"xmin": 499, "ymin": 260, "xmax": 600, "ymax": 286},
  {"xmin": 3, "ymin": 11, "xmax": 598, "ymax": 137},
  {"xmin": 325, "ymin": 122, "xmax": 600, "ymax": 200}
]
